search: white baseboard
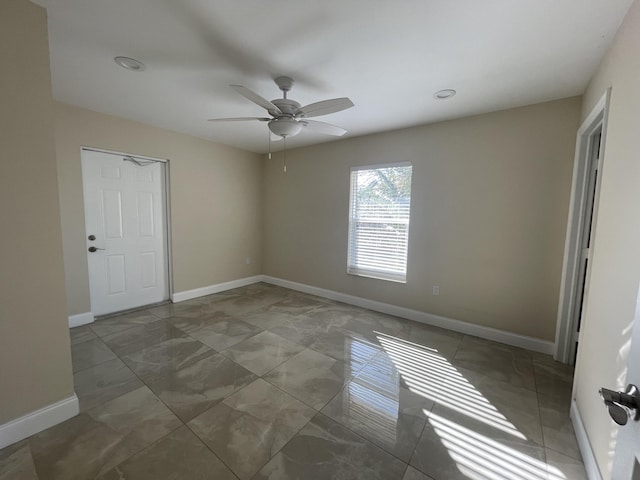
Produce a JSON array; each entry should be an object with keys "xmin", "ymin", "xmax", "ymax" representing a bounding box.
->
[
  {"xmin": 69, "ymin": 312, "xmax": 94, "ymax": 328},
  {"xmin": 172, "ymin": 275, "xmax": 263, "ymax": 303},
  {"xmin": 172, "ymin": 274, "xmax": 554, "ymax": 354},
  {"xmin": 262, "ymin": 275, "xmax": 555, "ymax": 355},
  {"xmin": 0, "ymin": 394, "xmax": 79, "ymax": 449},
  {"xmin": 570, "ymin": 401, "xmax": 603, "ymax": 480}
]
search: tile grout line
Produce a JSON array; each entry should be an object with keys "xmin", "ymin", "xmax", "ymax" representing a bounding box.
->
[
  {"xmin": 48, "ymin": 287, "xmax": 585, "ymax": 479},
  {"xmin": 70, "ymin": 335, "xmax": 119, "ymax": 375},
  {"xmin": 36, "ymin": 311, "xmax": 181, "ymax": 479},
  {"xmin": 272, "ymin": 344, "xmax": 417, "ymax": 469},
  {"xmin": 532, "ymin": 365, "xmax": 550, "ymax": 469},
  {"xmin": 100, "ymin": 299, "xmax": 293, "ymax": 478},
  {"xmin": 72, "ymin": 339, "xmax": 184, "ymax": 477},
  {"xmin": 96, "ymin": 315, "xmax": 238, "ymax": 478},
  {"xmin": 182, "ymin": 421, "xmax": 242, "ymax": 480},
  {"xmin": 225, "ymin": 306, "xmax": 453, "ymax": 472},
  {"xmin": 175, "ymin": 296, "xmax": 322, "ymax": 478},
  {"xmin": 315, "ymin": 411, "xmax": 412, "ymax": 472},
  {"xmin": 138, "ymin": 309, "xmax": 253, "ymax": 479},
  {"xmin": 194, "ymin": 321, "xmax": 388, "ymax": 476}
]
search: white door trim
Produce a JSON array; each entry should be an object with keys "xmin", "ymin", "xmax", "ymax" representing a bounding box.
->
[
  {"xmin": 554, "ymin": 90, "xmax": 611, "ymax": 363},
  {"xmin": 82, "ymin": 147, "xmax": 169, "ymax": 165},
  {"xmin": 80, "ymin": 147, "xmax": 173, "ymax": 315},
  {"xmin": 163, "ymin": 157, "xmax": 174, "ymax": 305}
]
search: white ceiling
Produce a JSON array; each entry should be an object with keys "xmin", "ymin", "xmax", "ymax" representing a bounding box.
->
[{"xmin": 34, "ymin": 0, "xmax": 633, "ymax": 153}]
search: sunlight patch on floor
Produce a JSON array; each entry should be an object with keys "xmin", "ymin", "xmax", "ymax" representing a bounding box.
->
[
  {"xmin": 375, "ymin": 332, "xmax": 567, "ymax": 480},
  {"xmin": 428, "ymin": 412, "xmax": 565, "ymax": 480},
  {"xmin": 376, "ymin": 333, "xmax": 526, "ymax": 439}
]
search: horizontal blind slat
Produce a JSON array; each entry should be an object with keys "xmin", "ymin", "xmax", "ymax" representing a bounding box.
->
[{"xmin": 347, "ymin": 165, "xmax": 412, "ymax": 282}]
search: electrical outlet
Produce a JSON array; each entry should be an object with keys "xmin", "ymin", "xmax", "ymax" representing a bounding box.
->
[
  {"xmin": 432, "ymin": 286, "xmax": 440, "ymax": 295},
  {"xmin": 245, "ymin": 257, "xmax": 251, "ymax": 265}
]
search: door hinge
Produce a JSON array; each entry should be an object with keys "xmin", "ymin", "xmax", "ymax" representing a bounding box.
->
[{"xmin": 572, "ymin": 331, "xmax": 580, "ymax": 344}]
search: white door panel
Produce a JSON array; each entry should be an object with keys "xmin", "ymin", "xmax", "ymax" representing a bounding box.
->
[
  {"xmin": 140, "ymin": 251, "xmax": 157, "ymax": 288},
  {"xmin": 82, "ymin": 150, "xmax": 168, "ymax": 315},
  {"xmin": 137, "ymin": 191, "xmax": 155, "ymax": 237},
  {"xmin": 103, "ymin": 190, "xmax": 124, "ymax": 238},
  {"xmin": 608, "ymin": 285, "xmax": 640, "ymax": 479},
  {"xmin": 106, "ymin": 254, "xmax": 126, "ymax": 294}
]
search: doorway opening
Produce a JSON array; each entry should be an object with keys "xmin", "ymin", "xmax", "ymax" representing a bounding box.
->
[
  {"xmin": 81, "ymin": 148, "xmax": 172, "ymax": 316},
  {"xmin": 555, "ymin": 90, "xmax": 610, "ymax": 365}
]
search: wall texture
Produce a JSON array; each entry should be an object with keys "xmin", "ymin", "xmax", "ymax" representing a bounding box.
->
[
  {"xmin": 572, "ymin": 0, "xmax": 640, "ymax": 477},
  {"xmin": 0, "ymin": 0, "xmax": 74, "ymax": 424},
  {"xmin": 263, "ymin": 97, "xmax": 580, "ymax": 341},
  {"xmin": 55, "ymin": 103, "xmax": 263, "ymax": 316}
]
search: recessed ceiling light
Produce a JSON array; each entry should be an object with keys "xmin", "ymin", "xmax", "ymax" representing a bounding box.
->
[
  {"xmin": 434, "ymin": 89, "xmax": 456, "ymax": 100},
  {"xmin": 114, "ymin": 56, "xmax": 146, "ymax": 72}
]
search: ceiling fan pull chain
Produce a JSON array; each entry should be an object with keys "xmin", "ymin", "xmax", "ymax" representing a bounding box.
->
[
  {"xmin": 268, "ymin": 130, "xmax": 272, "ymax": 160},
  {"xmin": 283, "ymin": 138, "xmax": 287, "ymax": 173}
]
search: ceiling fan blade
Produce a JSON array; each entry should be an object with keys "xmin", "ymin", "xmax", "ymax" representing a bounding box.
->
[
  {"xmin": 208, "ymin": 117, "xmax": 270, "ymax": 122},
  {"xmin": 301, "ymin": 120, "xmax": 347, "ymax": 136},
  {"xmin": 297, "ymin": 98, "xmax": 354, "ymax": 118},
  {"xmin": 230, "ymin": 85, "xmax": 282, "ymax": 115}
]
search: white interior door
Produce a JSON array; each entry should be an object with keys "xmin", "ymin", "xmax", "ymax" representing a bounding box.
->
[
  {"xmin": 610, "ymin": 286, "xmax": 640, "ymax": 479},
  {"xmin": 569, "ymin": 131, "xmax": 601, "ymax": 365},
  {"xmin": 81, "ymin": 149, "xmax": 168, "ymax": 315}
]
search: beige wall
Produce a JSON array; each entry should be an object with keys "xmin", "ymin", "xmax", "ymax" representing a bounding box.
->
[
  {"xmin": 55, "ymin": 103, "xmax": 263, "ymax": 315},
  {"xmin": 572, "ymin": 0, "xmax": 640, "ymax": 477},
  {"xmin": 0, "ymin": 0, "xmax": 74, "ymax": 423},
  {"xmin": 264, "ymin": 98, "xmax": 580, "ymax": 341}
]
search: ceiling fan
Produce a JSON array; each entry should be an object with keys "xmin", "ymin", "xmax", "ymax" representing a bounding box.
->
[{"xmin": 209, "ymin": 76, "xmax": 354, "ymax": 138}]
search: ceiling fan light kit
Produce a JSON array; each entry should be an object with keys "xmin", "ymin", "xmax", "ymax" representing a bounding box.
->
[
  {"xmin": 209, "ymin": 76, "xmax": 354, "ymax": 140},
  {"xmin": 268, "ymin": 117, "xmax": 303, "ymax": 138}
]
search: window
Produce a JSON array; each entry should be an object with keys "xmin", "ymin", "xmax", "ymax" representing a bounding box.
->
[{"xmin": 348, "ymin": 163, "xmax": 413, "ymax": 283}]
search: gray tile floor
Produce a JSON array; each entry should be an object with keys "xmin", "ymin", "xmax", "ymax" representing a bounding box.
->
[{"xmin": 0, "ymin": 283, "xmax": 587, "ymax": 479}]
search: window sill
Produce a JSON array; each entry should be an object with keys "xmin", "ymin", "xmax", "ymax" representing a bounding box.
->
[{"xmin": 347, "ymin": 270, "xmax": 406, "ymax": 284}]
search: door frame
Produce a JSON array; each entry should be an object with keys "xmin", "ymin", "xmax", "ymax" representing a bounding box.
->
[
  {"xmin": 81, "ymin": 146, "xmax": 174, "ymax": 313},
  {"xmin": 554, "ymin": 90, "xmax": 610, "ymax": 364}
]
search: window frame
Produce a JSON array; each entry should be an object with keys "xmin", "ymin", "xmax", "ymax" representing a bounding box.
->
[{"xmin": 347, "ymin": 161, "xmax": 413, "ymax": 283}]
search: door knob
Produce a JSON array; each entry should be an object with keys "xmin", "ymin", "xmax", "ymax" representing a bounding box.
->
[
  {"xmin": 599, "ymin": 384, "xmax": 640, "ymax": 425},
  {"xmin": 88, "ymin": 246, "xmax": 105, "ymax": 253},
  {"xmin": 88, "ymin": 235, "xmax": 96, "ymax": 241}
]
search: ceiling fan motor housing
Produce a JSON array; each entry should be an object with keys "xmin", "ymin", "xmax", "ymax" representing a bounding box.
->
[
  {"xmin": 269, "ymin": 97, "xmax": 304, "ymax": 137},
  {"xmin": 270, "ymin": 99, "xmax": 301, "ymax": 117}
]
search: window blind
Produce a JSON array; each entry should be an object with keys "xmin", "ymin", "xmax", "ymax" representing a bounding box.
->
[{"xmin": 347, "ymin": 164, "xmax": 412, "ymax": 283}]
